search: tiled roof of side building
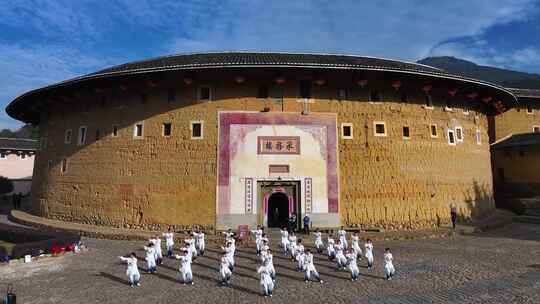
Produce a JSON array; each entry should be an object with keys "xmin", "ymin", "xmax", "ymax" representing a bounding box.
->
[
  {"xmin": 491, "ymin": 132, "xmax": 540, "ymax": 149},
  {"xmin": 506, "ymin": 88, "xmax": 540, "ymax": 98},
  {"xmin": 0, "ymin": 138, "xmax": 38, "ymax": 151}
]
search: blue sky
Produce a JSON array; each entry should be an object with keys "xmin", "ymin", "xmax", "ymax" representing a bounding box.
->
[{"xmin": 2, "ymin": 0, "xmax": 540, "ymax": 129}]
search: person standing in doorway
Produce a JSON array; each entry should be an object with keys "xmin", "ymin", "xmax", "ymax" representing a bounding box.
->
[
  {"xmin": 291, "ymin": 213, "xmax": 297, "ymax": 232},
  {"xmin": 450, "ymin": 206, "xmax": 458, "ymax": 230},
  {"xmin": 303, "ymin": 214, "xmax": 311, "ymax": 235}
]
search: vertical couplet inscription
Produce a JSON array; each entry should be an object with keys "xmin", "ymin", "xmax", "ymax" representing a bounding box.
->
[{"xmin": 257, "ymin": 136, "xmax": 300, "ymax": 155}]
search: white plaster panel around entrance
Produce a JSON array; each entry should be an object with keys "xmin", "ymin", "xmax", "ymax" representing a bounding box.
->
[{"xmin": 229, "ymin": 124, "xmax": 328, "ymax": 215}]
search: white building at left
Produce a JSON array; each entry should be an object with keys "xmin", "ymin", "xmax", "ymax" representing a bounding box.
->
[{"xmin": 0, "ymin": 138, "xmax": 37, "ymax": 194}]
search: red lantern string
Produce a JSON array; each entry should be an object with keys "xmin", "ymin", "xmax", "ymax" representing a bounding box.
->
[
  {"xmin": 467, "ymin": 92, "xmax": 478, "ymax": 99},
  {"xmin": 482, "ymin": 96, "xmax": 493, "ymax": 103},
  {"xmin": 183, "ymin": 77, "xmax": 193, "ymax": 85},
  {"xmin": 357, "ymin": 79, "xmax": 368, "ymax": 88},
  {"xmin": 447, "ymin": 88, "xmax": 458, "ymax": 97},
  {"xmin": 422, "ymin": 84, "xmax": 432, "ymax": 92},
  {"xmin": 314, "ymin": 78, "xmax": 326, "ymax": 86},
  {"xmin": 391, "ymin": 81, "xmax": 402, "ymax": 90},
  {"xmin": 275, "ymin": 76, "xmax": 286, "ymax": 85}
]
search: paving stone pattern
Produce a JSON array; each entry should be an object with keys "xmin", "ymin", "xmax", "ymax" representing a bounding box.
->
[{"xmin": 2, "ymin": 224, "xmax": 540, "ymax": 304}]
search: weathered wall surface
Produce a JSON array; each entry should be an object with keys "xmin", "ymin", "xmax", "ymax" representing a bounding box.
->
[
  {"xmin": 492, "ymin": 145, "xmax": 540, "ymax": 197},
  {"xmin": 33, "ymin": 71, "xmax": 496, "ymax": 230},
  {"xmin": 492, "ymin": 99, "xmax": 540, "ymax": 142}
]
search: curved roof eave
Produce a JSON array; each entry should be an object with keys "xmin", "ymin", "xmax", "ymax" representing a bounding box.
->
[{"xmin": 6, "ymin": 59, "xmax": 518, "ymax": 121}]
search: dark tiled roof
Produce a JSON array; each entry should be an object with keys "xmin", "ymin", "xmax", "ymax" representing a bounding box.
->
[
  {"xmin": 492, "ymin": 132, "xmax": 540, "ymax": 149},
  {"xmin": 506, "ymin": 88, "xmax": 540, "ymax": 98},
  {"xmin": 0, "ymin": 138, "xmax": 38, "ymax": 151},
  {"xmin": 6, "ymin": 52, "xmax": 518, "ymax": 123},
  {"xmin": 93, "ymin": 52, "xmax": 445, "ymax": 76}
]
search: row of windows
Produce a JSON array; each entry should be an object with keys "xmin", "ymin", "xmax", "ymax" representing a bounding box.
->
[
  {"xmin": 517, "ymin": 104, "xmax": 537, "ymax": 114},
  {"xmin": 90, "ymin": 83, "xmax": 477, "ymax": 113},
  {"xmin": 340, "ymin": 122, "xmax": 481, "ymax": 145},
  {"xmin": 60, "ymin": 121, "xmax": 205, "ymax": 146}
]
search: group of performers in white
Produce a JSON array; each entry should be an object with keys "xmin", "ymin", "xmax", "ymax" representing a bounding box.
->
[{"xmin": 118, "ymin": 225, "xmax": 396, "ymax": 295}]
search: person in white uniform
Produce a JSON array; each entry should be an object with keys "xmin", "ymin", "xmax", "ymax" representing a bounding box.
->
[
  {"xmin": 257, "ymin": 263, "xmax": 275, "ymax": 297},
  {"xmin": 143, "ymin": 243, "xmax": 157, "ymax": 273},
  {"xmin": 326, "ymin": 236, "xmax": 336, "ymax": 260},
  {"xmin": 251, "ymin": 226, "xmax": 264, "ymax": 256},
  {"xmin": 280, "ymin": 227, "xmax": 289, "ymax": 254},
  {"xmin": 219, "ymin": 254, "xmax": 232, "ymax": 286},
  {"xmin": 175, "ymin": 248, "xmax": 194, "ymax": 285},
  {"xmin": 346, "ymin": 249, "xmax": 360, "ymax": 281},
  {"xmin": 288, "ymin": 232, "xmax": 298, "ymax": 261},
  {"xmin": 149, "ymin": 235, "xmax": 163, "ymax": 265},
  {"xmin": 334, "ymin": 239, "xmax": 347, "ymax": 270},
  {"xmin": 365, "ymin": 239, "xmax": 374, "ymax": 271},
  {"xmin": 184, "ymin": 233, "xmax": 197, "ymax": 261},
  {"xmin": 384, "ymin": 248, "xmax": 395, "ymax": 280},
  {"xmin": 193, "ymin": 228, "xmax": 206, "ymax": 256},
  {"xmin": 222, "ymin": 240, "xmax": 235, "ymax": 272},
  {"xmin": 351, "ymin": 231, "xmax": 362, "ymax": 259},
  {"xmin": 263, "ymin": 249, "xmax": 276, "ymax": 281},
  {"xmin": 163, "ymin": 227, "xmax": 175, "ymax": 257},
  {"xmin": 295, "ymin": 239, "xmax": 306, "ymax": 271},
  {"xmin": 337, "ymin": 226, "xmax": 348, "ymax": 250},
  {"xmin": 118, "ymin": 252, "xmax": 141, "ymax": 287},
  {"xmin": 313, "ymin": 229, "xmax": 324, "ymax": 254},
  {"xmin": 303, "ymin": 249, "xmax": 323, "ymax": 283}
]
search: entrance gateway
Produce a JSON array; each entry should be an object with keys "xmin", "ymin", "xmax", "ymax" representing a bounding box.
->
[{"xmin": 216, "ymin": 111, "xmax": 340, "ymax": 230}]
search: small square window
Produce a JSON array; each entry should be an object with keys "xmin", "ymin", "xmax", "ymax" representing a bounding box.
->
[
  {"xmin": 168, "ymin": 88, "xmax": 176, "ymax": 103},
  {"xmin": 476, "ymin": 129, "xmax": 482, "ymax": 145},
  {"xmin": 198, "ymin": 86, "xmax": 211, "ymax": 101},
  {"xmin": 445, "ymin": 97, "xmax": 454, "ymax": 110},
  {"xmin": 95, "ymin": 128, "xmax": 101, "ymax": 141},
  {"xmin": 64, "ymin": 129, "xmax": 72, "ymax": 144},
  {"xmin": 337, "ymin": 89, "xmax": 348, "ymax": 100},
  {"xmin": 257, "ymin": 85, "xmax": 269, "ymax": 98},
  {"xmin": 534, "ymin": 126, "xmax": 540, "ymax": 133},
  {"xmin": 403, "ymin": 126, "xmax": 410, "ymax": 139},
  {"xmin": 424, "ymin": 94, "xmax": 433, "ymax": 108},
  {"xmin": 341, "ymin": 123, "xmax": 353, "ymax": 139},
  {"xmin": 430, "ymin": 125, "xmax": 438, "ymax": 138},
  {"xmin": 48, "ymin": 160, "xmax": 53, "ymax": 171},
  {"xmin": 112, "ymin": 125, "xmax": 118, "ymax": 137},
  {"xmin": 0, "ymin": 152, "xmax": 6, "ymax": 159},
  {"xmin": 133, "ymin": 123, "xmax": 144, "ymax": 138},
  {"xmin": 140, "ymin": 93, "xmax": 148, "ymax": 104},
  {"xmin": 526, "ymin": 104, "xmax": 533, "ymax": 114},
  {"xmin": 455, "ymin": 127, "xmax": 463, "ymax": 142},
  {"xmin": 374, "ymin": 121, "xmax": 387, "ymax": 137},
  {"xmin": 163, "ymin": 123, "xmax": 172, "ymax": 137},
  {"xmin": 447, "ymin": 129, "xmax": 456, "ymax": 145},
  {"xmin": 299, "ymin": 80, "xmax": 312, "ymax": 99},
  {"xmin": 191, "ymin": 121, "xmax": 203, "ymax": 139},
  {"xmin": 61, "ymin": 158, "xmax": 68, "ymax": 174},
  {"xmin": 369, "ymin": 90, "xmax": 381, "ymax": 102},
  {"xmin": 78, "ymin": 127, "xmax": 87, "ymax": 146}
]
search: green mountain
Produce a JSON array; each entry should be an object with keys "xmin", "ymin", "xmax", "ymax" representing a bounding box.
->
[{"xmin": 417, "ymin": 56, "xmax": 540, "ymax": 89}]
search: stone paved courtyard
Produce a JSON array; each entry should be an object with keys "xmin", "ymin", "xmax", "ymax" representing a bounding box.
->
[{"xmin": 2, "ymin": 223, "xmax": 540, "ymax": 304}]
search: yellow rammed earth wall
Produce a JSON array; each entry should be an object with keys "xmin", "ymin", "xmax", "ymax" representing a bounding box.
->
[
  {"xmin": 491, "ymin": 100, "xmax": 540, "ymax": 142},
  {"xmin": 492, "ymin": 145, "xmax": 540, "ymax": 196},
  {"xmin": 31, "ymin": 70, "xmax": 497, "ymax": 231}
]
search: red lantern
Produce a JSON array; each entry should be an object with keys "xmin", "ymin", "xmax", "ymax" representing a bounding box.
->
[
  {"xmin": 275, "ymin": 76, "xmax": 286, "ymax": 85},
  {"xmin": 314, "ymin": 78, "xmax": 326, "ymax": 86},
  {"xmin": 482, "ymin": 96, "xmax": 493, "ymax": 103},
  {"xmin": 183, "ymin": 77, "xmax": 193, "ymax": 85},
  {"xmin": 234, "ymin": 76, "xmax": 245, "ymax": 84},
  {"xmin": 146, "ymin": 80, "xmax": 157, "ymax": 88},
  {"xmin": 448, "ymin": 88, "xmax": 458, "ymax": 97},
  {"xmin": 422, "ymin": 84, "xmax": 432, "ymax": 93},
  {"xmin": 356, "ymin": 79, "xmax": 368, "ymax": 88},
  {"xmin": 467, "ymin": 92, "xmax": 478, "ymax": 99},
  {"xmin": 391, "ymin": 81, "xmax": 402, "ymax": 90}
]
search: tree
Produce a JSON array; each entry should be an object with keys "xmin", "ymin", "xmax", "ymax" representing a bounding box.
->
[
  {"xmin": 0, "ymin": 176, "xmax": 14, "ymax": 195},
  {"xmin": 0, "ymin": 129, "xmax": 15, "ymax": 138},
  {"xmin": 16, "ymin": 124, "xmax": 39, "ymax": 140}
]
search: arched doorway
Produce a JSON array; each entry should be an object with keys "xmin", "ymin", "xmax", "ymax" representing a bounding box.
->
[{"xmin": 267, "ymin": 192, "xmax": 289, "ymax": 228}]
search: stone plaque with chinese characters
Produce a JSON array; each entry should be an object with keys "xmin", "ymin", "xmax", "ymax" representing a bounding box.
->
[{"xmin": 257, "ymin": 136, "xmax": 300, "ymax": 154}]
